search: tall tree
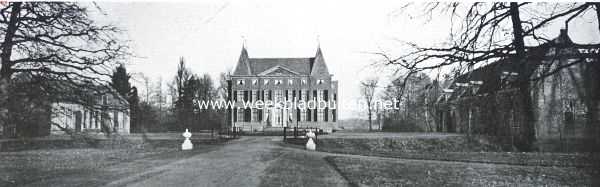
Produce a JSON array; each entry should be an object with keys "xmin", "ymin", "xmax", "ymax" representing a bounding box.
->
[
  {"xmin": 110, "ymin": 65, "xmax": 140, "ymax": 133},
  {"xmin": 382, "ymin": 73, "xmax": 435, "ymax": 132},
  {"xmin": 361, "ymin": 78, "xmax": 379, "ymax": 132},
  {"xmin": 0, "ymin": 2, "xmax": 128, "ymax": 136},
  {"xmin": 172, "ymin": 57, "xmax": 192, "ymax": 131},
  {"xmin": 111, "ymin": 64, "xmax": 132, "ymax": 97}
]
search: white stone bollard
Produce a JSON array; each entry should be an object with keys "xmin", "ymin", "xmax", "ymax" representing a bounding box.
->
[
  {"xmin": 181, "ymin": 128, "xmax": 193, "ymax": 150},
  {"xmin": 306, "ymin": 130, "xmax": 316, "ymax": 151}
]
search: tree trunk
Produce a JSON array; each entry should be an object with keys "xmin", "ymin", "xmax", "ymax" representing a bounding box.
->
[
  {"xmin": 510, "ymin": 2, "xmax": 536, "ymax": 151},
  {"xmin": 592, "ymin": 3, "xmax": 600, "ymax": 144},
  {"xmin": 368, "ymin": 103, "xmax": 373, "ymax": 131},
  {"xmin": 0, "ymin": 3, "xmax": 22, "ymax": 138},
  {"xmin": 0, "ymin": 77, "xmax": 9, "ymax": 137}
]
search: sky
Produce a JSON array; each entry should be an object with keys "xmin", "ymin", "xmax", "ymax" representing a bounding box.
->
[{"xmin": 94, "ymin": 1, "xmax": 600, "ymax": 119}]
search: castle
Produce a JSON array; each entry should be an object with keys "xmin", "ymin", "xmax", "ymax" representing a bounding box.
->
[{"xmin": 228, "ymin": 46, "xmax": 338, "ymax": 132}]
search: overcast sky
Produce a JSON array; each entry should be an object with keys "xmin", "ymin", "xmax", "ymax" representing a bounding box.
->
[{"xmin": 95, "ymin": 1, "xmax": 600, "ymax": 119}]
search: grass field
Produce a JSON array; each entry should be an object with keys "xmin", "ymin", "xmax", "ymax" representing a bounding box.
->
[
  {"xmin": 325, "ymin": 156, "xmax": 600, "ymax": 186},
  {"xmin": 0, "ymin": 138, "xmax": 227, "ymax": 186},
  {"xmin": 312, "ymin": 132, "xmax": 600, "ymax": 186}
]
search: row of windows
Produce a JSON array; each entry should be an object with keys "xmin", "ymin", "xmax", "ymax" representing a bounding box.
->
[
  {"xmin": 60, "ymin": 108, "xmax": 124, "ymax": 130},
  {"xmin": 236, "ymin": 78, "xmax": 327, "ymax": 86},
  {"xmin": 233, "ymin": 108, "xmax": 337, "ymax": 122},
  {"xmin": 233, "ymin": 90, "xmax": 337, "ymax": 102}
]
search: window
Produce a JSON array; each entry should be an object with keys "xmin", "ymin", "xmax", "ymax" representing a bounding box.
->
[
  {"xmin": 313, "ymin": 90, "xmax": 317, "ymax": 100},
  {"xmin": 260, "ymin": 90, "xmax": 264, "ymax": 100},
  {"xmin": 296, "ymin": 108, "xmax": 301, "ymax": 122},
  {"xmin": 258, "ymin": 109, "xmax": 263, "ymax": 121},
  {"xmin": 332, "ymin": 109, "xmax": 336, "ymax": 122},
  {"xmin": 233, "ymin": 91, "xmax": 238, "ymax": 101},
  {"xmin": 314, "ymin": 109, "xmax": 318, "ymax": 122},
  {"xmin": 292, "ymin": 90, "xmax": 296, "ymax": 100},
  {"xmin": 288, "ymin": 79, "xmax": 293, "ymax": 85},
  {"xmin": 236, "ymin": 91, "xmax": 244, "ymax": 102},
  {"xmin": 243, "ymin": 91, "xmax": 249, "ymax": 102},
  {"xmin": 324, "ymin": 107, "xmax": 328, "ymax": 122},
  {"xmin": 301, "ymin": 109, "xmax": 306, "ymax": 121},
  {"xmin": 275, "ymin": 80, "xmax": 282, "ymax": 85},
  {"xmin": 94, "ymin": 111, "xmax": 99, "ymax": 128},
  {"xmin": 102, "ymin": 95, "xmax": 108, "ymax": 105},
  {"xmin": 303, "ymin": 90, "xmax": 308, "ymax": 101},
  {"xmin": 252, "ymin": 109, "xmax": 258, "ymax": 122},
  {"xmin": 251, "ymin": 90, "xmax": 257, "ymax": 102},
  {"xmin": 252, "ymin": 79, "xmax": 258, "ymax": 85},
  {"xmin": 307, "ymin": 109, "xmax": 312, "ymax": 121},
  {"xmin": 237, "ymin": 79, "xmax": 245, "ymax": 85},
  {"xmin": 268, "ymin": 90, "xmax": 273, "ymax": 100},
  {"xmin": 264, "ymin": 79, "xmax": 270, "ymax": 85},
  {"xmin": 324, "ymin": 90, "xmax": 329, "ymax": 101},
  {"xmin": 237, "ymin": 108, "xmax": 244, "ymax": 122},
  {"xmin": 317, "ymin": 79, "xmax": 324, "ymax": 84},
  {"xmin": 334, "ymin": 93, "xmax": 337, "ymax": 101},
  {"xmin": 285, "ymin": 90, "xmax": 288, "ymax": 100},
  {"xmin": 275, "ymin": 90, "xmax": 283, "ymax": 102},
  {"xmin": 244, "ymin": 108, "xmax": 251, "ymax": 122},
  {"xmin": 287, "ymin": 90, "xmax": 293, "ymax": 101},
  {"xmin": 302, "ymin": 79, "xmax": 307, "ymax": 85},
  {"xmin": 306, "ymin": 91, "xmax": 310, "ymax": 101}
]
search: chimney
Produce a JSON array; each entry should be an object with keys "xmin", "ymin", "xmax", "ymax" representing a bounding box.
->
[
  {"xmin": 556, "ymin": 28, "xmax": 572, "ymax": 44},
  {"xmin": 560, "ymin": 29, "xmax": 567, "ymax": 36}
]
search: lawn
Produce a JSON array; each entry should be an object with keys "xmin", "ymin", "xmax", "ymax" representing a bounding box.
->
[
  {"xmin": 316, "ymin": 133, "xmax": 600, "ymax": 167},
  {"xmin": 325, "ymin": 156, "xmax": 600, "ymax": 186},
  {"xmin": 259, "ymin": 148, "xmax": 348, "ymax": 187},
  {"xmin": 0, "ymin": 138, "xmax": 226, "ymax": 186}
]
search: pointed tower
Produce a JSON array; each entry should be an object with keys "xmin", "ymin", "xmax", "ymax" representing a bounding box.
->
[
  {"xmin": 233, "ymin": 46, "xmax": 252, "ymax": 75},
  {"xmin": 310, "ymin": 46, "xmax": 330, "ymax": 77}
]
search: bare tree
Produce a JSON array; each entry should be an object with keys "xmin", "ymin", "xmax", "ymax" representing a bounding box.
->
[
  {"xmin": 377, "ymin": 2, "xmax": 600, "ymax": 150},
  {"xmin": 361, "ymin": 78, "xmax": 379, "ymax": 132},
  {"xmin": 0, "ymin": 2, "xmax": 129, "ymax": 136}
]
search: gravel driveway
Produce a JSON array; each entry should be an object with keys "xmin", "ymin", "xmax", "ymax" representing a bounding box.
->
[{"xmin": 104, "ymin": 136, "xmax": 349, "ymax": 187}]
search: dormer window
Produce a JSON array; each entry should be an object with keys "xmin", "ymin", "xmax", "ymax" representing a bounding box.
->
[
  {"xmin": 317, "ymin": 79, "xmax": 325, "ymax": 85},
  {"xmin": 469, "ymin": 81, "xmax": 483, "ymax": 94},
  {"xmin": 252, "ymin": 79, "xmax": 258, "ymax": 85},
  {"xmin": 301, "ymin": 79, "xmax": 307, "ymax": 85},
  {"xmin": 237, "ymin": 79, "xmax": 245, "ymax": 85},
  {"xmin": 264, "ymin": 79, "xmax": 269, "ymax": 85},
  {"xmin": 275, "ymin": 80, "xmax": 282, "ymax": 85},
  {"xmin": 288, "ymin": 79, "xmax": 293, "ymax": 85}
]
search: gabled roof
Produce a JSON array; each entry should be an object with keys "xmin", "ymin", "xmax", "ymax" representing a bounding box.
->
[
  {"xmin": 232, "ymin": 46, "xmax": 328, "ymax": 76},
  {"xmin": 258, "ymin": 65, "xmax": 302, "ymax": 76}
]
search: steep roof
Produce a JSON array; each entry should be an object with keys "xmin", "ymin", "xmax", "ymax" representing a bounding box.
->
[
  {"xmin": 232, "ymin": 46, "xmax": 328, "ymax": 76},
  {"xmin": 248, "ymin": 58, "xmax": 314, "ymax": 75},
  {"xmin": 442, "ymin": 29, "xmax": 577, "ymax": 100}
]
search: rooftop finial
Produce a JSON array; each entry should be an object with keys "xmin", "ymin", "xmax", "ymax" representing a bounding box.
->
[
  {"xmin": 316, "ymin": 34, "xmax": 320, "ymax": 48},
  {"xmin": 242, "ymin": 35, "xmax": 247, "ymax": 49}
]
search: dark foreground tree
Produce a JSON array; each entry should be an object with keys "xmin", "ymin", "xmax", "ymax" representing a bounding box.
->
[
  {"xmin": 378, "ymin": 2, "xmax": 600, "ymax": 150},
  {"xmin": 0, "ymin": 2, "xmax": 129, "ymax": 137}
]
